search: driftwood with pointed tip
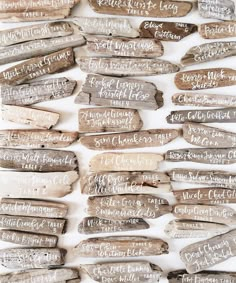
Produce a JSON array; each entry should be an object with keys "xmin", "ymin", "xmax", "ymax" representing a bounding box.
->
[
  {"xmin": 75, "ymin": 236, "xmax": 169, "ymax": 257},
  {"xmin": 199, "ymin": 21, "xmax": 236, "ymax": 39}
]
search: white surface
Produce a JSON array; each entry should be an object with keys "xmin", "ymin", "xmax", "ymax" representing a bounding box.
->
[{"xmin": 0, "ymin": 1, "xmax": 236, "ymax": 281}]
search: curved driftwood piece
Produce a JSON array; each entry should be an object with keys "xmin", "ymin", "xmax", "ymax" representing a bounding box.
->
[
  {"xmin": 78, "ymin": 217, "xmax": 149, "ymax": 234},
  {"xmin": 165, "ymin": 219, "xmax": 230, "ymax": 238},
  {"xmin": 180, "ymin": 229, "xmax": 236, "ymax": 273},
  {"xmin": 140, "ymin": 21, "xmax": 197, "ymax": 41},
  {"xmin": 75, "ymin": 74, "xmax": 163, "ymax": 110},
  {"xmin": 0, "ymin": 248, "xmax": 66, "ymax": 269},
  {"xmin": 82, "ymin": 261, "xmax": 162, "ymax": 283},
  {"xmin": 75, "ymin": 236, "xmax": 169, "ymax": 257},
  {"xmin": 0, "ymin": 48, "xmax": 75, "ymax": 86},
  {"xmin": 199, "ymin": 21, "xmax": 236, "ymax": 39}
]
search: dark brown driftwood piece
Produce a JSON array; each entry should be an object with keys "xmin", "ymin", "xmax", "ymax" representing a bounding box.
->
[{"xmin": 199, "ymin": 21, "xmax": 236, "ymax": 39}]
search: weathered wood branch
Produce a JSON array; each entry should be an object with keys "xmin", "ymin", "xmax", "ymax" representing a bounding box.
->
[{"xmin": 199, "ymin": 21, "xmax": 236, "ymax": 39}]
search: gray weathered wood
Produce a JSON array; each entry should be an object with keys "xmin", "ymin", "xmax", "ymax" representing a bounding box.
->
[
  {"xmin": 0, "ymin": 248, "xmax": 66, "ymax": 269},
  {"xmin": 140, "ymin": 21, "xmax": 197, "ymax": 41},
  {"xmin": 0, "ymin": 129, "xmax": 78, "ymax": 148},
  {"xmin": 79, "ymin": 108, "xmax": 143, "ymax": 133},
  {"xmin": 75, "ymin": 236, "xmax": 169, "ymax": 257},
  {"xmin": 199, "ymin": 21, "xmax": 236, "ymax": 39},
  {"xmin": 0, "ymin": 78, "xmax": 77, "ymax": 106},
  {"xmin": 87, "ymin": 194, "xmax": 171, "ymax": 220},
  {"xmin": 180, "ymin": 229, "xmax": 236, "ymax": 273},
  {"xmin": 0, "ymin": 171, "xmax": 79, "ymax": 198},
  {"xmin": 0, "ymin": 48, "xmax": 75, "ymax": 86},
  {"xmin": 80, "ymin": 129, "xmax": 179, "ymax": 150},
  {"xmin": 0, "ymin": 149, "xmax": 78, "ymax": 172},
  {"xmin": 165, "ymin": 220, "xmax": 230, "ymax": 238},
  {"xmin": 183, "ymin": 122, "xmax": 236, "ymax": 148},
  {"xmin": 90, "ymin": 153, "xmax": 163, "ymax": 172},
  {"xmin": 82, "ymin": 261, "xmax": 162, "ymax": 283},
  {"xmin": 76, "ymin": 57, "xmax": 180, "ymax": 77},
  {"xmin": 78, "ymin": 217, "xmax": 149, "ymax": 234}
]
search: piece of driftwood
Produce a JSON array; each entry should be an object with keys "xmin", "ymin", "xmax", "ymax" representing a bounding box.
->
[
  {"xmin": 199, "ymin": 21, "xmax": 236, "ymax": 39},
  {"xmin": 82, "ymin": 261, "xmax": 162, "ymax": 282},
  {"xmin": 172, "ymin": 92, "xmax": 236, "ymax": 107},
  {"xmin": 76, "ymin": 57, "xmax": 180, "ymax": 76},
  {"xmin": 1, "ymin": 105, "xmax": 60, "ymax": 129},
  {"xmin": 78, "ymin": 217, "xmax": 149, "ymax": 234},
  {"xmin": 1, "ymin": 78, "xmax": 77, "ymax": 106},
  {"xmin": 139, "ymin": 21, "xmax": 197, "ymax": 41},
  {"xmin": 0, "ymin": 268, "xmax": 79, "ymax": 283},
  {"xmin": 0, "ymin": 129, "xmax": 78, "ymax": 148},
  {"xmin": 80, "ymin": 129, "xmax": 179, "ymax": 150},
  {"xmin": 0, "ymin": 48, "xmax": 75, "ymax": 86},
  {"xmin": 75, "ymin": 236, "xmax": 169, "ymax": 257},
  {"xmin": 0, "ymin": 215, "xmax": 66, "ymax": 235},
  {"xmin": 0, "ymin": 0, "xmax": 80, "ymax": 22},
  {"xmin": 75, "ymin": 74, "xmax": 163, "ymax": 110},
  {"xmin": 81, "ymin": 171, "xmax": 171, "ymax": 195},
  {"xmin": 183, "ymin": 122, "xmax": 236, "ymax": 148},
  {"xmin": 175, "ymin": 68, "xmax": 236, "ymax": 90},
  {"xmin": 180, "ymin": 229, "xmax": 236, "ymax": 273},
  {"xmin": 0, "ymin": 248, "xmax": 66, "ymax": 269},
  {"xmin": 0, "ymin": 149, "xmax": 78, "ymax": 172},
  {"xmin": 0, "ymin": 171, "xmax": 78, "ymax": 198},
  {"xmin": 88, "ymin": 0, "xmax": 193, "ymax": 17},
  {"xmin": 79, "ymin": 108, "xmax": 143, "ymax": 133},
  {"xmin": 87, "ymin": 194, "xmax": 171, "ymax": 220},
  {"xmin": 90, "ymin": 153, "xmax": 163, "ymax": 172},
  {"xmin": 165, "ymin": 220, "xmax": 230, "ymax": 238},
  {"xmin": 169, "ymin": 168, "xmax": 236, "ymax": 189}
]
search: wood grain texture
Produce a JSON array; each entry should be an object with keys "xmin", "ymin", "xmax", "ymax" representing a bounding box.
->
[
  {"xmin": 199, "ymin": 21, "xmax": 236, "ymax": 39},
  {"xmin": 75, "ymin": 74, "xmax": 163, "ymax": 110},
  {"xmin": 75, "ymin": 236, "xmax": 169, "ymax": 257}
]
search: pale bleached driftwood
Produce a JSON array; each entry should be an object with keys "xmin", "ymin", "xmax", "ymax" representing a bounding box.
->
[
  {"xmin": 80, "ymin": 129, "xmax": 179, "ymax": 150},
  {"xmin": 0, "ymin": 149, "xmax": 78, "ymax": 172},
  {"xmin": 0, "ymin": 129, "xmax": 78, "ymax": 148},
  {"xmin": 0, "ymin": 171, "xmax": 78, "ymax": 198},
  {"xmin": 0, "ymin": 230, "xmax": 58, "ymax": 247},
  {"xmin": 199, "ymin": 21, "xmax": 236, "ymax": 39},
  {"xmin": 0, "ymin": 248, "xmax": 66, "ymax": 269},
  {"xmin": 86, "ymin": 36, "xmax": 164, "ymax": 57},
  {"xmin": 75, "ymin": 74, "xmax": 163, "ymax": 110},
  {"xmin": 165, "ymin": 220, "xmax": 230, "ymax": 238},
  {"xmin": 140, "ymin": 21, "xmax": 197, "ymax": 41},
  {"xmin": 0, "ymin": 48, "xmax": 75, "ymax": 86},
  {"xmin": 175, "ymin": 68, "xmax": 236, "ymax": 90},
  {"xmin": 90, "ymin": 153, "xmax": 163, "ymax": 172},
  {"xmin": 0, "ymin": 0, "xmax": 80, "ymax": 22},
  {"xmin": 79, "ymin": 108, "xmax": 143, "ymax": 133},
  {"xmin": 183, "ymin": 122, "xmax": 236, "ymax": 148},
  {"xmin": 166, "ymin": 148, "xmax": 236, "ymax": 165},
  {"xmin": 180, "ymin": 229, "xmax": 236, "ymax": 273},
  {"xmin": 78, "ymin": 217, "xmax": 149, "ymax": 234},
  {"xmin": 87, "ymin": 194, "xmax": 171, "ymax": 220},
  {"xmin": 81, "ymin": 171, "xmax": 171, "ymax": 195},
  {"xmin": 1, "ymin": 105, "xmax": 60, "ymax": 129},
  {"xmin": 172, "ymin": 92, "xmax": 236, "ymax": 107},
  {"xmin": 82, "ymin": 261, "xmax": 162, "ymax": 282},
  {"xmin": 75, "ymin": 236, "xmax": 168, "ymax": 257},
  {"xmin": 76, "ymin": 57, "xmax": 180, "ymax": 77},
  {"xmin": 88, "ymin": 0, "xmax": 193, "ymax": 17}
]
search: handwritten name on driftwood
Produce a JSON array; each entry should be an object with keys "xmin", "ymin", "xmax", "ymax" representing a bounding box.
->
[
  {"xmin": 75, "ymin": 236, "xmax": 168, "ymax": 257},
  {"xmin": 75, "ymin": 74, "xmax": 163, "ymax": 110},
  {"xmin": 199, "ymin": 21, "xmax": 236, "ymax": 39}
]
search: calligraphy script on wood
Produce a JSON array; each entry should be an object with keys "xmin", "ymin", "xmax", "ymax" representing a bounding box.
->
[{"xmin": 199, "ymin": 21, "xmax": 236, "ymax": 39}]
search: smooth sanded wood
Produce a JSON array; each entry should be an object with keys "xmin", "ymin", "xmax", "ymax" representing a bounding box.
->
[
  {"xmin": 0, "ymin": 48, "xmax": 75, "ymax": 86},
  {"xmin": 89, "ymin": 153, "xmax": 163, "ymax": 172},
  {"xmin": 180, "ymin": 229, "xmax": 236, "ymax": 273},
  {"xmin": 140, "ymin": 21, "xmax": 197, "ymax": 41},
  {"xmin": 75, "ymin": 236, "xmax": 169, "ymax": 257},
  {"xmin": 199, "ymin": 21, "xmax": 236, "ymax": 39},
  {"xmin": 78, "ymin": 217, "xmax": 149, "ymax": 234},
  {"xmin": 80, "ymin": 129, "xmax": 179, "ymax": 150},
  {"xmin": 79, "ymin": 108, "xmax": 143, "ymax": 133},
  {"xmin": 1, "ymin": 78, "xmax": 77, "ymax": 106},
  {"xmin": 0, "ymin": 171, "xmax": 79, "ymax": 198}
]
